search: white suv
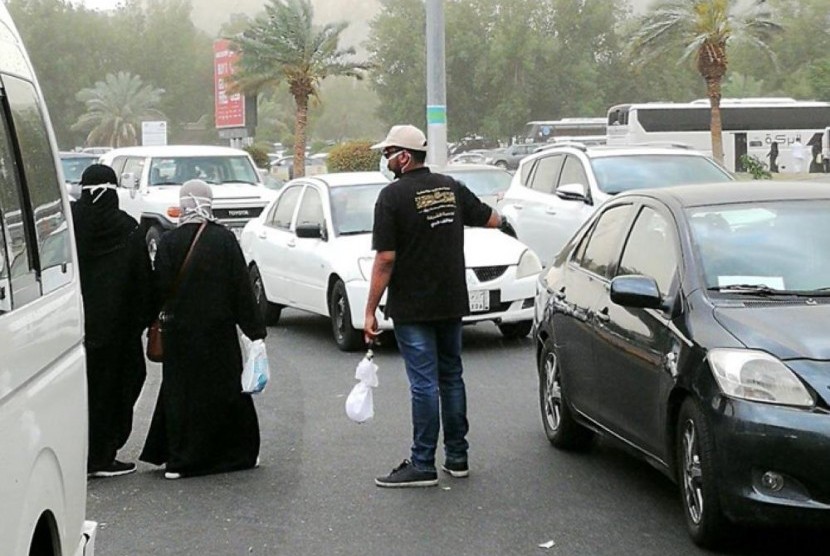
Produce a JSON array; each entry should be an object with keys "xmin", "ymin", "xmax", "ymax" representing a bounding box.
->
[
  {"xmin": 100, "ymin": 145, "xmax": 275, "ymax": 259},
  {"xmin": 497, "ymin": 143, "xmax": 734, "ymax": 266}
]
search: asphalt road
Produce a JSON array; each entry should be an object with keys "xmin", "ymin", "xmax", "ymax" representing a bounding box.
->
[{"xmin": 87, "ymin": 309, "xmax": 825, "ymax": 556}]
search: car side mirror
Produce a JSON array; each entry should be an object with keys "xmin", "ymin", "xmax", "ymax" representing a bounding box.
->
[
  {"xmin": 610, "ymin": 275, "xmax": 662, "ymax": 309},
  {"xmin": 555, "ymin": 182, "xmax": 589, "ymax": 203},
  {"xmin": 295, "ymin": 222, "xmax": 326, "ymax": 241},
  {"xmin": 120, "ymin": 172, "xmax": 138, "ymax": 189}
]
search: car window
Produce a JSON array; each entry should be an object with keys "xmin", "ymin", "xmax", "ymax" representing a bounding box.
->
[
  {"xmin": 444, "ymin": 170, "xmax": 511, "ymax": 196},
  {"xmin": 618, "ymin": 206, "xmax": 677, "ymax": 295},
  {"xmin": 0, "ymin": 106, "xmax": 29, "ymax": 313},
  {"xmin": 295, "ymin": 187, "xmax": 324, "ymax": 228},
  {"xmin": 60, "ymin": 156, "xmax": 97, "ymax": 184},
  {"xmin": 109, "ymin": 155, "xmax": 127, "ymax": 176},
  {"xmin": 528, "ymin": 154, "xmax": 564, "ymax": 193},
  {"xmin": 330, "ymin": 183, "xmax": 386, "ymax": 236},
  {"xmin": 148, "ymin": 156, "xmax": 259, "ymax": 186},
  {"xmin": 269, "ymin": 185, "xmax": 302, "ymax": 230},
  {"xmin": 577, "ymin": 204, "xmax": 633, "ymax": 278},
  {"xmin": 5, "ymin": 75, "xmax": 71, "ymax": 294},
  {"xmin": 121, "ymin": 157, "xmax": 145, "ymax": 186},
  {"xmin": 590, "ymin": 154, "xmax": 732, "ymax": 195},
  {"xmin": 519, "ymin": 159, "xmax": 535, "ymax": 186},
  {"xmin": 556, "ymin": 155, "xmax": 589, "ymax": 194}
]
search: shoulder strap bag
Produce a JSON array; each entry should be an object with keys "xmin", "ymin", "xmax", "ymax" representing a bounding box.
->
[{"xmin": 146, "ymin": 222, "xmax": 207, "ymax": 363}]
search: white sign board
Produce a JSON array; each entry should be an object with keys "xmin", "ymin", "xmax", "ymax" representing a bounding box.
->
[{"xmin": 141, "ymin": 120, "xmax": 167, "ymax": 146}]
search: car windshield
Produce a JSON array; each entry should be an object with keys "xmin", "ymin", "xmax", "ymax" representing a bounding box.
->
[
  {"xmin": 591, "ymin": 154, "xmax": 732, "ymax": 194},
  {"xmin": 148, "ymin": 156, "xmax": 259, "ymax": 186},
  {"xmin": 688, "ymin": 200, "xmax": 830, "ymax": 293},
  {"xmin": 444, "ymin": 169, "xmax": 511, "ymax": 196},
  {"xmin": 60, "ymin": 156, "xmax": 97, "ymax": 183},
  {"xmin": 329, "ymin": 183, "xmax": 387, "ymax": 236}
]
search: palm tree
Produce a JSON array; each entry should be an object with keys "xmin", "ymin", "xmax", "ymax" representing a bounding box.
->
[
  {"xmin": 231, "ymin": 0, "xmax": 370, "ymax": 177},
  {"xmin": 72, "ymin": 72, "xmax": 166, "ymax": 147},
  {"xmin": 631, "ymin": 0, "xmax": 781, "ymax": 165}
]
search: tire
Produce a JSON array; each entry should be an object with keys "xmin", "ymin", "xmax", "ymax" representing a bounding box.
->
[
  {"xmin": 330, "ymin": 280, "xmax": 363, "ymax": 352},
  {"xmin": 538, "ymin": 344, "xmax": 593, "ymax": 450},
  {"xmin": 145, "ymin": 225, "xmax": 162, "ymax": 264},
  {"xmin": 498, "ymin": 320, "xmax": 532, "ymax": 339},
  {"xmin": 495, "ymin": 160, "xmax": 508, "ymax": 170},
  {"xmin": 249, "ymin": 264, "xmax": 282, "ymax": 325},
  {"xmin": 676, "ymin": 398, "xmax": 728, "ymax": 548}
]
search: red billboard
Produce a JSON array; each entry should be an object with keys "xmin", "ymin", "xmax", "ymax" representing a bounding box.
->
[{"xmin": 214, "ymin": 39, "xmax": 245, "ymax": 129}]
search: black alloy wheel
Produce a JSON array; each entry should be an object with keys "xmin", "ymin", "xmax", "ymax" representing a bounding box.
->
[
  {"xmin": 249, "ymin": 264, "xmax": 282, "ymax": 325},
  {"xmin": 676, "ymin": 398, "xmax": 727, "ymax": 548},
  {"xmin": 330, "ymin": 280, "xmax": 363, "ymax": 352},
  {"xmin": 539, "ymin": 344, "xmax": 593, "ymax": 450}
]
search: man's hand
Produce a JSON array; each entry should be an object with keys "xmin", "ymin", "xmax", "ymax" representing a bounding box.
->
[
  {"xmin": 364, "ymin": 312, "xmax": 381, "ymax": 346},
  {"xmin": 498, "ymin": 218, "xmax": 517, "ymax": 238}
]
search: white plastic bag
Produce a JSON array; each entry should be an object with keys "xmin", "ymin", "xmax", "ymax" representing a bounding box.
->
[
  {"xmin": 346, "ymin": 350, "xmax": 378, "ymax": 423},
  {"xmin": 241, "ymin": 338, "xmax": 270, "ymax": 394}
]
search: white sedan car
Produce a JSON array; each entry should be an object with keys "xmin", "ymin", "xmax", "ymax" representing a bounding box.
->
[{"xmin": 240, "ymin": 171, "xmax": 541, "ymax": 351}]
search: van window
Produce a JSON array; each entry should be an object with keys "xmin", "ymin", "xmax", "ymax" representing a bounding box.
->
[{"xmin": 5, "ymin": 74, "xmax": 71, "ymax": 293}]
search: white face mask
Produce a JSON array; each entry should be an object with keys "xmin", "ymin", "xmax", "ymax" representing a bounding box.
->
[
  {"xmin": 379, "ymin": 155, "xmax": 394, "ymax": 181},
  {"xmin": 81, "ymin": 183, "xmax": 117, "ymax": 203}
]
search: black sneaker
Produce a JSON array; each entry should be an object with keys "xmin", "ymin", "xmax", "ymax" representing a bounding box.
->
[
  {"xmin": 88, "ymin": 460, "xmax": 136, "ymax": 478},
  {"xmin": 375, "ymin": 460, "xmax": 438, "ymax": 488},
  {"xmin": 441, "ymin": 460, "xmax": 469, "ymax": 478}
]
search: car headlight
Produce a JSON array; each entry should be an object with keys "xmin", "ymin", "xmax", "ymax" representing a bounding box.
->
[
  {"xmin": 516, "ymin": 249, "xmax": 542, "ymax": 279},
  {"xmin": 707, "ymin": 349, "xmax": 814, "ymax": 408},
  {"xmin": 358, "ymin": 256, "xmax": 374, "ymax": 281}
]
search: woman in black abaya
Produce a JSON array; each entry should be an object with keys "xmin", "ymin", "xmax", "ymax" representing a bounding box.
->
[
  {"xmin": 72, "ymin": 164, "xmax": 154, "ymax": 478},
  {"xmin": 140, "ymin": 179, "xmax": 266, "ymax": 479}
]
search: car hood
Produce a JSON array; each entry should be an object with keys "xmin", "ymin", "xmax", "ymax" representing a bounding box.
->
[
  {"xmin": 335, "ymin": 228, "xmax": 528, "ymax": 267},
  {"xmin": 713, "ymin": 303, "xmax": 830, "ymax": 360}
]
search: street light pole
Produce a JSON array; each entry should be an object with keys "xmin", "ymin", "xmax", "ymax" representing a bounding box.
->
[{"xmin": 425, "ymin": 0, "xmax": 447, "ymax": 167}]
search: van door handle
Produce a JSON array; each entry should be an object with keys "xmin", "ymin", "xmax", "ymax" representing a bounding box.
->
[
  {"xmin": 545, "ymin": 207, "xmax": 557, "ymax": 215},
  {"xmin": 257, "ymin": 230, "xmax": 267, "ymax": 239},
  {"xmin": 595, "ymin": 307, "xmax": 610, "ymax": 323},
  {"xmin": 513, "ymin": 203, "xmax": 524, "ymax": 210},
  {"xmin": 287, "ymin": 239, "xmax": 296, "ymax": 248},
  {"xmin": 554, "ymin": 287, "xmax": 566, "ymax": 300}
]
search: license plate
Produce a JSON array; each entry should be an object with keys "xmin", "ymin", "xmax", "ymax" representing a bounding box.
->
[{"xmin": 468, "ymin": 290, "xmax": 489, "ymax": 312}]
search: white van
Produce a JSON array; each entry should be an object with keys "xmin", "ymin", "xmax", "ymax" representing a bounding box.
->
[{"xmin": 0, "ymin": 5, "xmax": 97, "ymax": 556}]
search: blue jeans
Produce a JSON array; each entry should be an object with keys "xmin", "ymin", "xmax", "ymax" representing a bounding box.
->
[{"xmin": 394, "ymin": 319, "xmax": 468, "ymax": 471}]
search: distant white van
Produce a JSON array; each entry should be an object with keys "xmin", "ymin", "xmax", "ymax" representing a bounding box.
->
[{"xmin": 0, "ymin": 4, "xmax": 97, "ymax": 556}]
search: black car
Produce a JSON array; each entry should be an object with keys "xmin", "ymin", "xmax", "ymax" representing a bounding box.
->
[{"xmin": 533, "ymin": 181, "xmax": 830, "ymax": 547}]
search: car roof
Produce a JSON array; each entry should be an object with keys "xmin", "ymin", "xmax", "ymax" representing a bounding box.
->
[
  {"xmin": 294, "ymin": 171, "xmax": 389, "ymax": 188},
  {"xmin": 102, "ymin": 145, "xmax": 250, "ymax": 157},
  {"xmin": 59, "ymin": 151, "xmax": 99, "ymax": 158},
  {"xmin": 442, "ymin": 163, "xmax": 509, "ymax": 172},
  {"xmin": 619, "ymin": 180, "xmax": 830, "ymax": 208}
]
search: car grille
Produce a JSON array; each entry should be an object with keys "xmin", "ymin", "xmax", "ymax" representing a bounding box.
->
[
  {"xmin": 212, "ymin": 206, "xmax": 264, "ymax": 220},
  {"xmin": 472, "ymin": 265, "xmax": 508, "ymax": 282}
]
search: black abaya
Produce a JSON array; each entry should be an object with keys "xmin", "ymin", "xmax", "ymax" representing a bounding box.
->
[{"xmin": 139, "ymin": 222, "xmax": 266, "ymax": 477}]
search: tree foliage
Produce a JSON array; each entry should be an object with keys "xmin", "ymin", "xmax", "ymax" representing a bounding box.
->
[
  {"xmin": 72, "ymin": 72, "xmax": 166, "ymax": 147},
  {"xmin": 231, "ymin": 0, "xmax": 371, "ymax": 176},
  {"xmin": 326, "ymin": 139, "xmax": 380, "ymax": 172}
]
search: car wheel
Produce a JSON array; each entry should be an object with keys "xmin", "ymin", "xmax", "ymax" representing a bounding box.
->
[
  {"xmin": 145, "ymin": 225, "xmax": 162, "ymax": 264},
  {"xmin": 498, "ymin": 320, "xmax": 531, "ymax": 339},
  {"xmin": 539, "ymin": 344, "xmax": 593, "ymax": 450},
  {"xmin": 676, "ymin": 398, "xmax": 727, "ymax": 548},
  {"xmin": 249, "ymin": 264, "xmax": 282, "ymax": 325},
  {"xmin": 330, "ymin": 280, "xmax": 363, "ymax": 352},
  {"xmin": 495, "ymin": 160, "xmax": 508, "ymax": 170}
]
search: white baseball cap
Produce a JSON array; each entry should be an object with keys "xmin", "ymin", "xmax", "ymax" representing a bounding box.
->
[{"xmin": 371, "ymin": 124, "xmax": 428, "ymax": 152}]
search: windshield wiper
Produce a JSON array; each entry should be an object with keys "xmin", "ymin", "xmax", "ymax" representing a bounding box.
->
[
  {"xmin": 337, "ymin": 230, "xmax": 370, "ymax": 236},
  {"xmin": 708, "ymin": 284, "xmax": 830, "ymax": 297}
]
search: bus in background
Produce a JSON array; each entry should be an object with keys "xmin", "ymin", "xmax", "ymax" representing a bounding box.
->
[
  {"xmin": 606, "ymin": 98, "xmax": 830, "ymax": 173},
  {"xmin": 0, "ymin": 3, "xmax": 97, "ymax": 556},
  {"xmin": 522, "ymin": 117, "xmax": 607, "ymax": 144}
]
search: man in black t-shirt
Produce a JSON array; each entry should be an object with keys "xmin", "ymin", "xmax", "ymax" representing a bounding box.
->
[{"xmin": 365, "ymin": 124, "xmax": 505, "ymax": 488}]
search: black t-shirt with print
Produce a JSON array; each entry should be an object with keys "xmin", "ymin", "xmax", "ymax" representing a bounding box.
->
[{"xmin": 372, "ymin": 166, "xmax": 493, "ymax": 323}]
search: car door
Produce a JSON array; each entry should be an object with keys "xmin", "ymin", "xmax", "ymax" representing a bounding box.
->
[
  {"xmin": 539, "ymin": 154, "xmax": 596, "ymax": 263},
  {"xmin": 256, "ymin": 184, "xmax": 302, "ymax": 306},
  {"xmin": 287, "ymin": 184, "xmax": 329, "ymax": 313},
  {"xmin": 554, "ymin": 203, "xmax": 635, "ymax": 420},
  {"xmin": 116, "ymin": 156, "xmax": 147, "ymax": 221},
  {"xmin": 591, "ymin": 204, "xmax": 681, "ymax": 459},
  {"xmin": 507, "ymin": 153, "xmax": 565, "ymax": 267}
]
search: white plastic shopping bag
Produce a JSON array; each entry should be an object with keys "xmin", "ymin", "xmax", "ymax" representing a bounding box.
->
[
  {"xmin": 241, "ymin": 337, "xmax": 270, "ymax": 394},
  {"xmin": 346, "ymin": 349, "xmax": 378, "ymax": 423}
]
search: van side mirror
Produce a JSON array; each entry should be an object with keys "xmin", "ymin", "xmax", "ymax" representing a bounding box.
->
[{"xmin": 120, "ymin": 172, "xmax": 138, "ymax": 189}]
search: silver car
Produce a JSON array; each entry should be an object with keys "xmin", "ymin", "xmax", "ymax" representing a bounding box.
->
[{"xmin": 497, "ymin": 143, "xmax": 734, "ymax": 266}]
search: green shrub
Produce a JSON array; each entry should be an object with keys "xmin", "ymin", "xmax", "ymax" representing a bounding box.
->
[
  {"xmin": 244, "ymin": 144, "xmax": 270, "ymax": 168},
  {"xmin": 739, "ymin": 154, "xmax": 772, "ymax": 180},
  {"xmin": 327, "ymin": 140, "xmax": 381, "ymax": 172}
]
